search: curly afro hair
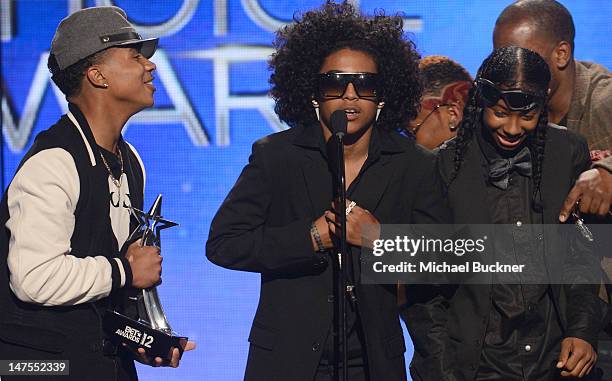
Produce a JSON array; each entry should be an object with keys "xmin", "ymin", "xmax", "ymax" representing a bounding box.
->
[{"xmin": 269, "ymin": 1, "xmax": 422, "ymax": 131}]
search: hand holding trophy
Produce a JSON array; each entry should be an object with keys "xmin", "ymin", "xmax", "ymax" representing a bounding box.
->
[{"xmin": 104, "ymin": 194, "xmax": 191, "ymax": 364}]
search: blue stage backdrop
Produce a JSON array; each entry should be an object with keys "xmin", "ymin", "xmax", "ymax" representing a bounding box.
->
[{"xmin": 2, "ymin": 1, "xmax": 610, "ymax": 379}]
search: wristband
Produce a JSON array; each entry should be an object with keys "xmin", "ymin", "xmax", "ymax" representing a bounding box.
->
[{"xmin": 310, "ymin": 222, "xmax": 326, "ymax": 252}]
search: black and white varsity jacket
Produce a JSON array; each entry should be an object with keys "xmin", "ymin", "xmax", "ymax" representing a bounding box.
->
[{"xmin": 0, "ymin": 103, "xmax": 145, "ymax": 354}]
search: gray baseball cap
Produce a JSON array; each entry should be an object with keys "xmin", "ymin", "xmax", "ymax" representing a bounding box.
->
[{"xmin": 50, "ymin": 6, "xmax": 158, "ymax": 70}]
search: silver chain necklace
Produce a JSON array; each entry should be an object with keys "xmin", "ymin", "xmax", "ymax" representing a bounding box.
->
[{"xmin": 99, "ymin": 148, "xmax": 124, "ymax": 188}]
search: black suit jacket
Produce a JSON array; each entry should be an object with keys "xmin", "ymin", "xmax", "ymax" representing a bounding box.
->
[
  {"xmin": 403, "ymin": 125, "xmax": 606, "ymax": 381},
  {"xmin": 207, "ymin": 124, "xmax": 451, "ymax": 381}
]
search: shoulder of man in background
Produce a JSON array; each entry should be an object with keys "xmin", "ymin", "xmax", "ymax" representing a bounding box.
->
[{"xmin": 569, "ymin": 60, "xmax": 612, "ymax": 172}]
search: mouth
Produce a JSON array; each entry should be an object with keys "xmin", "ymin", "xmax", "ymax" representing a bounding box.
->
[
  {"xmin": 495, "ymin": 133, "xmax": 525, "ymax": 149},
  {"xmin": 144, "ymin": 77, "xmax": 156, "ymax": 92},
  {"xmin": 343, "ymin": 107, "xmax": 360, "ymax": 121}
]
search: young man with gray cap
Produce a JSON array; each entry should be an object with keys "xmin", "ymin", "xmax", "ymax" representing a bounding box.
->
[{"xmin": 0, "ymin": 6, "xmax": 192, "ymax": 380}]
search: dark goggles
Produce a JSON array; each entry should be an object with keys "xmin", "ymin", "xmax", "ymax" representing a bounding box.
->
[
  {"xmin": 476, "ymin": 78, "xmax": 545, "ymax": 112},
  {"xmin": 316, "ymin": 72, "xmax": 380, "ymax": 99}
]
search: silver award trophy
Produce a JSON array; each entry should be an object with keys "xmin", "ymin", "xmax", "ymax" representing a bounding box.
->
[{"xmin": 103, "ymin": 195, "xmax": 188, "ymax": 360}]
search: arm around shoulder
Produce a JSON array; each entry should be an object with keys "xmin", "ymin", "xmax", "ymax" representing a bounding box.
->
[{"xmin": 593, "ymin": 155, "xmax": 612, "ymax": 173}]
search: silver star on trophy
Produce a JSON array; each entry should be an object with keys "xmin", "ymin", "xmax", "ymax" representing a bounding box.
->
[{"xmin": 103, "ymin": 194, "xmax": 188, "ymax": 360}]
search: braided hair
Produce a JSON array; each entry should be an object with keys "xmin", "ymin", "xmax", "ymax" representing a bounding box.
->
[{"xmin": 450, "ymin": 46, "xmax": 551, "ymax": 211}]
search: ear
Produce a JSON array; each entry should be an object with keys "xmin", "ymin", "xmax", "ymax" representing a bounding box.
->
[
  {"xmin": 441, "ymin": 81, "xmax": 471, "ymax": 105},
  {"xmin": 441, "ymin": 81, "xmax": 472, "ymax": 120},
  {"xmin": 552, "ymin": 41, "xmax": 572, "ymax": 70},
  {"xmin": 447, "ymin": 103, "xmax": 461, "ymax": 129},
  {"xmin": 85, "ymin": 65, "xmax": 108, "ymax": 89}
]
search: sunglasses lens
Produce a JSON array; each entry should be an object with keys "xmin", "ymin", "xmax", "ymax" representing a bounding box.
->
[
  {"xmin": 503, "ymin": 92, "xmax": 539, "ymax": 111},
  {"xmin": 479, "ymin": 82, "xmax": 501, "ymax": 106},
  {"xmin": 478, "ymin": 78, "xmax": 544, "ymax": 111},
  {"xmin": 317, "ymin": 73, "xmax": 379, "ymax": 99},
  {"xmin": 318, "ymin": 74, "xmax": 347, "ymax": 98},
  {"xmin": 353, "ymin": 75, "xmax": 378, "ymax": 98}
]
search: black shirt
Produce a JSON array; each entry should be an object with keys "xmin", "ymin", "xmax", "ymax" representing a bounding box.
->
[
  {"xmin": 98, "ymin": 146, "xmax": 123, "ymax": 180},
  {"xmin": 475, "ymin": 130, "xmax": 564, "ymax": 381},
  {"xmin": 320, "ymin": 129, "xmax": 384, "ymax": 367}
]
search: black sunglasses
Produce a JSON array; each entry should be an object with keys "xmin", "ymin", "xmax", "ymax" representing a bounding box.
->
[
  {"xmin": 476, "ymin": 78, "xmax": 545, "ymax": 112},
  {"xmin": 316, "ymin": 72, "xmax": 380, "ymax": 100}
]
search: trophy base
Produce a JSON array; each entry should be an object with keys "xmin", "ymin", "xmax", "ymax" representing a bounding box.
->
[{"xmin": 103, "ymin": 310, "xmax": 188, "ymax": 361}]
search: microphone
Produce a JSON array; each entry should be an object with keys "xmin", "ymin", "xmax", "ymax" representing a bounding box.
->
[
  {"xmin": 330, "ymin": 110, "xmax": 347, "ymax": 138},
  {"xmin": 327, "ymin": 110, "xmax": 347, "ymax": 192}
]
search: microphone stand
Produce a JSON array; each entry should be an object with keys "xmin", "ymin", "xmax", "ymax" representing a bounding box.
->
[{"xmin": 331, "ymin": 130, "xmax": 353, "ymax": 381}]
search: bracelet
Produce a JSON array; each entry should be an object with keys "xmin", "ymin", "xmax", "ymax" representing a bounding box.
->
[
  {"xmin": 310, "ymin": 222, "xmax": 326, "ymax": 252},
  {"xmin": 345, "ymin": 201, "xmax": 357, "ymax": 215}
]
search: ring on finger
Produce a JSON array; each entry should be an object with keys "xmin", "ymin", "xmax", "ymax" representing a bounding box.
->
[{"xmin": 346, "ymin": 201, "xmax": 357, "ymax": 216}]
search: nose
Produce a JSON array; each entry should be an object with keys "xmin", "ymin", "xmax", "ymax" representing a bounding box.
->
[
  {"xmin": 502, "ymin": 115, "xmax": 523, "ymax": 136},
  {"xmin": 342, "ymin": 82, "xmax": 359, "ymax": 100},
  {"xmin": 143, "ymin": 56, "xmax": 156, "ymax": 72}
]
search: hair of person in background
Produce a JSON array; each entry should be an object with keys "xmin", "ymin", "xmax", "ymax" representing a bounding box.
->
[
  {"xmin": 420, "ymin": 55, "xmax": 473, "ymax": 98},
  {"xmin": 409, "ymin": 55, "xmax": 472, "ymax": 149}
]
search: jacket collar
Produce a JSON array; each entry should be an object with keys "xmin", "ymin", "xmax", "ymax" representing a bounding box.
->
[
  {"xmin": 291, "ymin": 123, "xmax": 408, "ymax": 160},
  {"xmin": 294, "ymin": 123, "xmax": 409, "ymax": 219},
  {"xmin": 566, "ymin": 60, "xmax": 589, "ymax": 127},
  {"xmin": 67, "ymin": 103, "xmax": 99, "ymax": 166},
  {"xmin": 66, "ymin": 103, "xmax": 125, "ymax": 168},
  {"xmin": 450, "ymin": 135, "xmax": 492, "ymax": 224}
]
